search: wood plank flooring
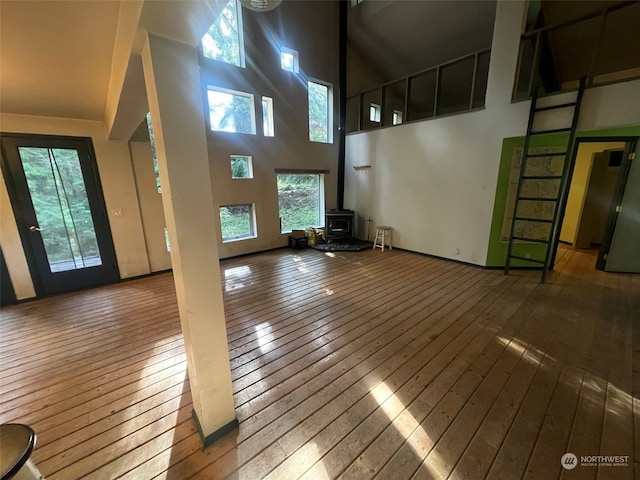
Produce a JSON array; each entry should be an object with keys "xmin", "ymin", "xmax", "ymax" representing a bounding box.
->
[{"xmin": 0, "ymin": 246, "xmax": 638, "ymax": 479}]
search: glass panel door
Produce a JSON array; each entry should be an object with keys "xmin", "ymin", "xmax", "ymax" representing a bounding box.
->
[
  {"xmin": 19, "ymin": 147, "xmax": 103, "ymax": 272},
  {"xmin": 1, "ymin": 134, "xmax": 119, "ymax": 296}
]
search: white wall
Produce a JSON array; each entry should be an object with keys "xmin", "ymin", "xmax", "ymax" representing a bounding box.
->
[
  {"xmin": 0, "ymin": 113, "xmax": 151, "ymax": 298},
  {"xmin": 344, "ymin": 0, "xmax": 640, "ymax": 266},
  {"xmin": 345, "ymin": 0, "xmax": 530, "ymax": 265}
]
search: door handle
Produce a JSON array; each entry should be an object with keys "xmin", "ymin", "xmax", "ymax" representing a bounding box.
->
[{"xmin": 29, "ymin": 225, "xmax": 43, "ymax": 232}]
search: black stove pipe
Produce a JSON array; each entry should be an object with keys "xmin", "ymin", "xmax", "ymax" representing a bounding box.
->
[{"xmin": 337, "ymin": 0, "xmax": 347, "ymax": 211}]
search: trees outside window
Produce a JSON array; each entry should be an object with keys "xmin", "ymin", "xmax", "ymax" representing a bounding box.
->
[
  {"xmin": 230, "ymin": 155, "xmax": 253, "ymax": 178},
  {"xmin": 202, "ymin": 0, "xmax": 245, "ymax": 67},
  {"xmin": 219, "ymin": 204, "xmax": 256, "ymax": 242},
  {"xmin": 308, "ymin": 80, "xmax": 332, "ymax": 143},
  {"xmin": 207, "ymin": 86, "xmax": 256, "ymax": 134},
  {"xmin": 277, "ymin": 173, "xmax": 324, "ymax": 232}
]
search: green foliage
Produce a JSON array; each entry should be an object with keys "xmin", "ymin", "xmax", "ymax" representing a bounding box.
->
[
  {"xmin": 277, "ymin": 174, "xmax": 321, "ymax": 232},
  {"xmin": 220, "ymin": 205, "xmax": 253, "ymax": 240},
  {"xmin": 19, "ymin": 147, "xmax": 101, "ymax": 270},
  {"xmin": 231, "ymin": 156, "xmax": 250, "ymax": 178},
  {"xmin": 146, "ymin": 112, "xmax": 162, "ymax": 192},
  {"xmin": 202, "ymin": 0, "xmax": 242, "ymax": 67},
  {"xmin": 209, "ymin": 90, "xmax": 254, "ymax": 134},
  {"xmin": 308, "ymin": 81, "xmax": 329, "ymax": 143}
]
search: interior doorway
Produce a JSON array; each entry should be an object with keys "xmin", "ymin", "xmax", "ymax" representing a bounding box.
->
[{"xmin": 556, "ymin": 138, "xmax": 637, "ymax": 271}]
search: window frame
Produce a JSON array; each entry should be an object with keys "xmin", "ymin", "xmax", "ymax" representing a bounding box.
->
[
  {"xmin": 369, "ymin": 103, "xmax": 381, "ymax": 123},
  {"xmin": 201, "ymin": 0, "xmax": 246, "ymax": 68},
  {"xmin": 307, "ymin": 78, "xmax": 333, "ymax": 144},
  {"xmin": 219, "ymin": 203, "xmax": 257, "ymax": 243},
  {"xmin": 276, "ymin": 171, "xmax": 326, "ymax": 234},
  {"xmin": 230, "ymin": 155, "xmax": 254, "ymax": 179},
  {"xmin": 206, "ymin": 85, "xmax": 257, "ymax": 135},
  {"xmin": 280, "ymin": 47, "xmax": 299, "ymax": 73},
  {"xmin": 392, "ymin": 109, "xmax": 403, "ymax": 125},
  {"xmin": 262, "ymin": 96, "xmax": 275, "ymax": 137}
]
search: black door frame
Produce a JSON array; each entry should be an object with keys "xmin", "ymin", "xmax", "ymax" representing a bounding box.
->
[
  {"xmin": 0, "ymin": 133, "xmax": 119, "ymax": 297},
  {"xmin": 550, "ymin": 135, "xmax": 638, "ymax": 271}
]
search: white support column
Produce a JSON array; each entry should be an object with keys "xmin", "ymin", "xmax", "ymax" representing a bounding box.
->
[{"xmin": 141, "ymin": 32, "xmax": 236, "ymax": 444}]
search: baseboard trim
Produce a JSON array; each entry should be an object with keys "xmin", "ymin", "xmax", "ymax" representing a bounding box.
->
[{"xmin": 192, "ymin": 410, "xmax": 239, "ymax": 449}]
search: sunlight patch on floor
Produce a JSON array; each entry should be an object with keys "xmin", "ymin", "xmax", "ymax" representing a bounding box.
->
[
  {"xmin": 495, "ymin": 335, "xmax": 546, "ymax": 366},
  {"xmin": 255, "ymin": 322, "xmax": 274, "ymax": 353},
  {"xmin": 371, "ymin": 382, "xmax": 447, "ymax": 479},
  {"xmin": 224, "ymin": 265, "xmax": 252, "ymax": 292},
  {"xmin": 263, "ymin": 441, "xmax": 330, "ymax": 480}
]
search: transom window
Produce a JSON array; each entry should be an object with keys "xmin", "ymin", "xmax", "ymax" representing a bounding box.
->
[
  {"xmin": 201, "ymin": 0, "xmax": 245, "ymax": 67},
  {"xmin": 369, "ymin": 103, "xmax": 381, "ymax": 122},
  {"xmin": 207, "ymin": 86, "xmax": 256, "ymax": 134},
  {"xmin": 392, "ymin": 109, "xmax": 403, "ymax": 125}
]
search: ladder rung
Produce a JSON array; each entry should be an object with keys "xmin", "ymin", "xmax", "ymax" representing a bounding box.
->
[
  {"xmin": 521, "ymin": 175, "xmax": 563, "ymax": 180},
  {"xmin": 518, "ymin": 196, "xmax": 558, "ymax": 202},
  {"xmin": 530, "ymin": 127, "xmax": 572, "ymax": 135},
  {"xmin": 514, "ymin": 217, "xmax": 553, "ymax": 223},
  {"xmin": 509, "ymin": 255, "xmax": 545, "ymax": 264},
  {"xmin": 524, "ymin": 152, "xmax": 567, "ymax": 158},
  {"xmin": 512, "ymin": 236, "xmax": 549, "ymax": 244},
  {"xmin": 534, "ymin": 102, "xmax": 577, "ymax": 112}
]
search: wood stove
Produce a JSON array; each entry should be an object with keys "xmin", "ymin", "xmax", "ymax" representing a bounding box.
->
[{"xmin": 325, "ymin": 209, "xmax": 354, "ymax": 242}]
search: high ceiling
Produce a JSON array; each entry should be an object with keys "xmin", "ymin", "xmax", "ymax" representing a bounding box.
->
[
  {"xmin": 348, "ymin": 0, "xmax": 498, "ymax": 84},
  {"xmin": 0, "ymin": 0, "xmax": 121, "ymax": 121},
  {"xmin": 0, "ymin": 0, "xmax": 498, "ymax": 126}
]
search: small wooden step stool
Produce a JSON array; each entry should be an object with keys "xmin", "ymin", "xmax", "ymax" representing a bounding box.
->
[{"xmin": 373, "ymin": 226, "xmax": 392, "ymax": 251}]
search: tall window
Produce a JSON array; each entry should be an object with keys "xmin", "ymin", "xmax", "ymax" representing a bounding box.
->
[
  {"xmin": 201, "ymin": 0, "xmax": 245, "ymax": 67},
  {"xmin": 308, "ymin": 80, "xmax": 332, "ymax": 143},
  {"xmin": 207, "ymin": 86, "xmax": 256, "ymax": 134},
  {"xmin": 262, "ymin": 96, "xmax": 274, "ymax": 137},
  {"xmin": 145, "ymin": 112, "xmax": 162, "ymax": 193},
  {"xmin": 219, "ymin": 204, "xmax": 256, "ymax": 242},
  {"xmin": 277, "ymin": 173, "xmax": 324, "ymax": 232}
]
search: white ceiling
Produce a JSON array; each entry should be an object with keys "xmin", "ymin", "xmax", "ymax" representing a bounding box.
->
[{"xmin": 0, "ymin": 0, "xmax": 121, "ymax": 121}]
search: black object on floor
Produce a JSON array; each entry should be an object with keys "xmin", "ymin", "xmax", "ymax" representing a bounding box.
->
[{"xmin": 311, "ymin": 239, "xmax": 373, "ymax": 252}]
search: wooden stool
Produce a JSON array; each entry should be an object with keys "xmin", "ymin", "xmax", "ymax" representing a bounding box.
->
[{"xmin": 373, "ymin": 226, "xmax": 392, "ymax": 251}]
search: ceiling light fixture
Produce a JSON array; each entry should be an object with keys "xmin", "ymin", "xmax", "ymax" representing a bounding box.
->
[{"xmin": 240, "ymin": 0, "xmax": 283, "ymax": 11}]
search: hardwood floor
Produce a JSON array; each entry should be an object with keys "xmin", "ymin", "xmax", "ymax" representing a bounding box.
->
[{"xmin": 0, "ymin": 246, "xmax": 638, "ymax": 479}]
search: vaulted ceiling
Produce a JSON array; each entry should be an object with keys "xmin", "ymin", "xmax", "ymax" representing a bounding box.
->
[
  {"xmin": 1, "ymin": 0, "xmax": 503, "ymax": 133},
  {"xmin": 348, "ymin": 0, "xmax": 498, "ymax": 85}
]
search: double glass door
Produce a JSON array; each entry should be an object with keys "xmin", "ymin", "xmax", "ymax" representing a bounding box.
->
[{"xmin": 1, "ymin": 134, "xmax": 118, "ymax": 296}]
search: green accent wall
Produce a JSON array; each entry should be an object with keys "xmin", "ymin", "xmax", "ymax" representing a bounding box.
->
[{"xmin": 486, "ymin": 126, "xmax": 640, "ymax": 267}]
